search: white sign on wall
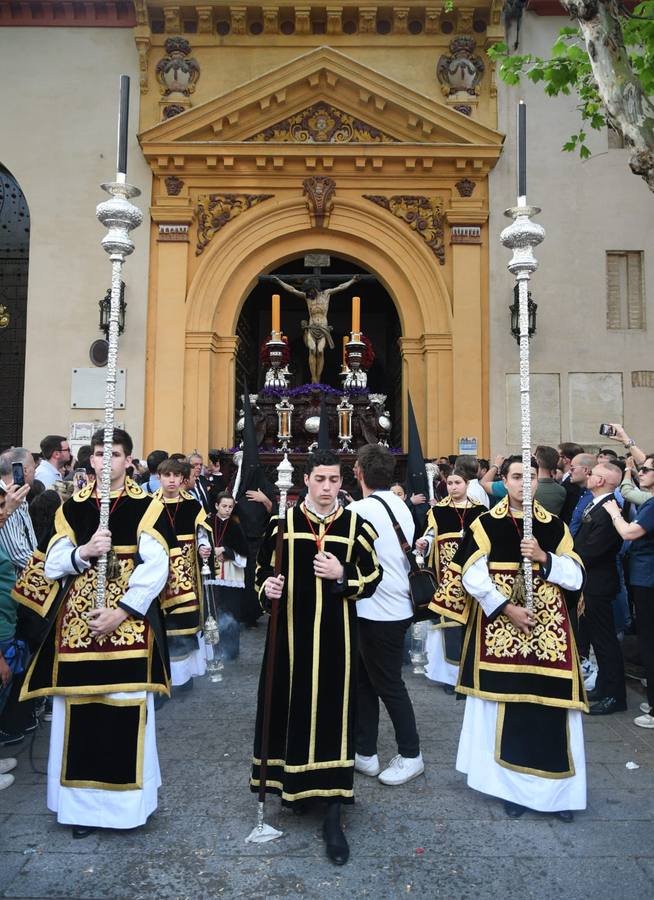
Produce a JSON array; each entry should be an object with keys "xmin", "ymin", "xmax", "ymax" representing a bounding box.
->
[
  {"xmin": 506, "ymin": 374, "xmax": 561, "ymax": 451},
  {"xmin": 71, "ymin": 368, "xmax": 126, "ymax": 410}
]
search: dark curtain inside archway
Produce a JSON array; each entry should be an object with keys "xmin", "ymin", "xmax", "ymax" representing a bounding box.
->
[
  {"xmin": 0, "ymin": 164, "xmax": 30, "ymax": 450},
  {"xmin": 235, "ymin": 255, "xmax": 402, "ymax": 447}
]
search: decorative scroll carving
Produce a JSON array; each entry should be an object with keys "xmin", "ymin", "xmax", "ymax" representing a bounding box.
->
[
  {"xmin": 165, "ymin": 176, "xmax": 184, "ymax": 196},
  {"xmin": 457, "ymin": 7, "xmax": 475, "ymax": 32},
  {"xmin": 230, "ymin": 6, "xmax": 247, "ymax": 33},
  {"xmin": 248, "ymin": 102, "xmax": 396, "ymax": 143},
  {"xmin": 359, "ymin": 6, "xmax": 377, "ymax": 32},
  {"xmin": 156, "ymin": 37, "xmax": 200, "ymax": 97},
  {"xmin": 455, "ymin": 178, "xmax": 476, "ymax": 197},
  {"xmin": 303, "ymin": 176, "xmax": 336, "ymax": 227},
  {"xmin": 195, "ymin": 194, "xmax": 273, "ymax": 255},
  {"xmin": 163, "ymin": 103, "xmax": 186, "ymax": 119},
  {"xmin": 437, "ymin": 37, "xmax": 484, "ymax": 97},
  {"xmin": 363, "ymin": 195, "xmax": 445, "ymax": 263},
  {"xmin": 454, "ymin": 103, "xmax": 473, "ymax": 116},
  {"xmin": 0, "ymin": 305, "xmax": 9, "ymax": 329}
]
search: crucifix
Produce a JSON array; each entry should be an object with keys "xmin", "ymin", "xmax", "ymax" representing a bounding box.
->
[{"xmin": 259, "ymin": 255, "xmax": 376, "ymax": 384}]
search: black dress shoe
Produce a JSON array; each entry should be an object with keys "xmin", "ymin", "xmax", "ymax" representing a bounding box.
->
[
  {"xmin": 504, "ymin": 801, "xmax": 527, "ymax": 819},
  {"xmin": 72, "ymin": 825, "xmax": 97, "ymax": 839},
  {"xmin": 585, "ymin": 688, "xmax": 603, "ymax": 702},
  {"xmin": 323, "ymin": 805, "xmax": 349, "ymax": 865},
  {"xmin": 589, "ymin": 697, "xmax": 627, "ymax": 716},
  {"xmin": 442, "ymin": 684, "xmax": 455, "ymax": 696},
  {"xmin": 556, "ymin": 810, "xmax": 574, "ymax": 823}
]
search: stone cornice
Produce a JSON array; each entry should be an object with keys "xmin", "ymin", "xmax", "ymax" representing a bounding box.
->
[
  {"xmin": 0, "ymin": 0, "xmax": 135, "ymax": 27},
  {"xmin": 142, "ymin": 142, "xmax": 501, "ymax": 178},
  {"xmin": 185, "ymin": 331, "xmax": 220, "ymax": 351}
]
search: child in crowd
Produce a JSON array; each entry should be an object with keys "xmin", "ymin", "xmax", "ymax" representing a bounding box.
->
[{"xmin": 208, "ymin": 492, "xmax": 247, "ymax": 661}]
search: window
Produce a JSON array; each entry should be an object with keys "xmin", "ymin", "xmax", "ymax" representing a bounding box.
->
[{"xmin": 606, "ymin": 251, "xmax": 645, "ymax": 330}]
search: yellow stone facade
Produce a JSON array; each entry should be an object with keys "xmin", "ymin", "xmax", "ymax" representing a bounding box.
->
[{"xmin": 137, "ymin": 2, "xmax": 504, "ymax": 456}]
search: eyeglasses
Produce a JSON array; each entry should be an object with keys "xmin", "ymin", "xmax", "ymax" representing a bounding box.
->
[{"xmin": 639, "ymin": 466, "xmax": 654, "ymax": 474}]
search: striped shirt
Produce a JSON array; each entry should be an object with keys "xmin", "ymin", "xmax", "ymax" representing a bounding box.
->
[{"xmin": 0, "ymin": 480, "xmax": 37, "ymax": 574}]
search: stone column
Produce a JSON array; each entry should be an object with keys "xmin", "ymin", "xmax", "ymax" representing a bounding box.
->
[
  {"xmin": 211, "ymin": 335, "xmax": 240, "ymax": 450},
  {"xmin": 148, "ymin": 218, "xmax": 191, "ymax": 452},
  {"xmin": 184, "ymin": 331, "xmax": 220, "ymax": 453},
  {"xmin": 449, "ymin": 221, "xmax": 486, "ymax": 456}
]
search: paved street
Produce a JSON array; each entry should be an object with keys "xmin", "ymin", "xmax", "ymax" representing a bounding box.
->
[{"xmin": 2, "ymin": 626, "xmax": 654, "ymax": 900}]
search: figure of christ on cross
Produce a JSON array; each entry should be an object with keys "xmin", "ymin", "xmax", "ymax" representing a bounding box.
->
[{"xmin": 271, "ymin": 274, "xmax": 361, "ymax": 383}]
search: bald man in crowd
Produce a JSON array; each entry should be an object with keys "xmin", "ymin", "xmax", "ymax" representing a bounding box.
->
[{"xmin": 573, "ymin": 462, "xmax": 626, "ymax": 715}]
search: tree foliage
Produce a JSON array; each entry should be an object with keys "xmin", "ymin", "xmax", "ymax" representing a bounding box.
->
[{"xmin": 488, "ymin": 1, "xmax": 654, "ymax": 188}]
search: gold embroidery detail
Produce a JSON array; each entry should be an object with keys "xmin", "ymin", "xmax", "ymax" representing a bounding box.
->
[
  {"xmin": 58, "ymin": 556, "xmax": 147, "ymax": 651},
  {"xmin": 484, "ymin": 573, "xmax": 568, "ymax": 663}
]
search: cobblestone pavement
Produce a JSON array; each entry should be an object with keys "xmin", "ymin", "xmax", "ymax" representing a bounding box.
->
[{"xmin": 1, "ymin": 626, "xmax": 654, "ymax": 900}]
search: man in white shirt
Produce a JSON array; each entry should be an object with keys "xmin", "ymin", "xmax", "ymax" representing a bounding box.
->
[
  {"xmin": 34, "ymin": 435, "xmax": 71, "ymax": 489},
  {"xmin": 348, "ymin": 444, "xmax": 424, "ymax": 786},
  {"xmin": 0, "ymin": 448, "xmax": 36, "ymax": 574}
]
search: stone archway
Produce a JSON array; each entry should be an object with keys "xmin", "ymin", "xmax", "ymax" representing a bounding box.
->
[{"xmin": 154, "ymin": 196, "xmax": 456, "ymax": 456}]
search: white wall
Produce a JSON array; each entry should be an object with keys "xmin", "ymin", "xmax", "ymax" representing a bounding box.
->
[
  {"xmin": 489, "ymin": 12, "xmax": 654, "ymax": 455},
  {"xmin": 0, "ymin": 27, "xmax": 151, "ymax": 456}
]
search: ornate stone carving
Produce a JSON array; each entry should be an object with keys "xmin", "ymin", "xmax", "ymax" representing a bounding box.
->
[
  {"xmin": 326, "ymin": 6, "xmax": 343, "ymax": 34},
  {"xmin": 263, "ymin": 6, "xmax": 279, "ymax": 32},
  {"xmin": 303, "ymin": 176, "xmax": 336, "ymax": 227},
  {"xmin": 156, "ymin": 37, "xmax": 200, "ymax": 97},
  {"xmin": 454, "ymin": 103, "xmax": 473, "ymax": 116},
  {"xmin": 455, "ymin": 178, "xmax": 476, "ymax": 197},
  {"xmin": 437, "ymin": 37, "xmax": 485, "ymax": 97},
  {"xmin": 359, "ymin": 6, "xmax": 377, "ymax": 32},
  {"xmin": 135, "ymin": 34, "xmax": 150, "ymax": 94},
  {"xmin": 451, "ymin": 225, "xmax": 481, "ymax": 244},
  {"xmin": 230, "ymin": 6, "xmax": 247, "ymax": 33},
  {"xmin": 0, "ymin": 305, "xmax": 10, "ymax": 329},
  {"xmin": 363, "ymin": 195, "xmax": 445, "ymax": 263},
  {"xmin": 295, "ymin": 7, "xmax": 311, "ymax": 33},
  {"xmin": 424, "ymin": 7, "xmax": 440, "ymax": 33},
  {"xmin": 163, "ymin": 103, "xmax": 186, "ymax": 119},
  {"xmin": 165, "ymin": 176, "xmax": 184, "ymax": 196},
  {"xmin": 196, "ymin": 194, "xmax": 274, "ymax": 255},
  {"xmin": 248, "ymin": 103, "xmax": 396, "ymax": 143},
  {"xmin": 457, "ymin": 7, "xmax": 475, "ymax": 33},
  {"xmin": 197, "ymin": 5, "xmax": 214, "ymax": 32},
  {"xmin": 393, "ymin": 6, "xmax": 410, "ymax": 32}
]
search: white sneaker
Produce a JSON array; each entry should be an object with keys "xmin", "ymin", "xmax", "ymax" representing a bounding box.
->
[
  {"xmin": 640, "ymin": 702, "xmax": 652, "ymax": 715},
  {"xmin": 0, "ymin": 773, "xmax": 14, "ymax": 790},
  {"xmin": 634, "ymin": 713, "xmax": 654, "ymax": 729},
  {"xmin": 378, "ymin": 753, "xmax": 424, "ymax": 785},
  {"xmin": 355, "ymin": 753, "xmax": 381, "ymax": 776},
  {"xmin": 0, "ymin": 758, "xmax": 17, "ymax": 775}
]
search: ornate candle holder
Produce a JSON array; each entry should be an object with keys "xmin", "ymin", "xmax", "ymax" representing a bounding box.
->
[
  {"xmin": 425, "ymin": 462, "xmax": 439, "ymax": 504},
  {"xmin": 275, "ymin": 396, "xmax": 294, "ymax": 452},
  {"xmin": 343, "ymin": 334, "xmax": 367, "ymax": 389},
  {"xmin": 264, "ymin": 333, "xmax": 289, "ymax": 390},
  {"xmin": 337, "ymin": 395, "xmax": 354, "ymax": 450}
]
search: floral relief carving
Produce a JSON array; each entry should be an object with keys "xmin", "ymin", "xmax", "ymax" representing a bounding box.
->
[
  {"xmin": 247, "ymin": 103, "xmax": 397, "ymax": 143},
  {"xmin": 363, "ymin": 195, "xmax": 445, "ymax": 263},
  {"xmin": 303, "ymin": 176, "xmax": 336, "ymax": 227},
  {"xmin": 195, "ymin": 194, "xmax": 274, "ymax": 255}
]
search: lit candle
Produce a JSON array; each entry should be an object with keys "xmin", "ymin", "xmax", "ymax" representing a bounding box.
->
[
  {"xmin": 342, "ymin": 335, "xmax": 349, "ymax": 367},
  {"xmin": 351, "ymin": 296, "xmax": 361, "ymax": 335},
  {"xmin": 517, "ymin": 100, "xmax": 526, "ymax": 204},
  {"xmin": 117, "ymin": 75, "xmax": 130, "ymax": 183},
  {"xmin": 272, "ymin": 293, "xmax": 280, "ymax": 334}
]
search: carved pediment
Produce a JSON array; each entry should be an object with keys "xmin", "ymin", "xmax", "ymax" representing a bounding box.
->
[
  {"xmin": 246, "ymin": 102, "xmax": 398, "ymax": 144},
  {"xmin": 140, "ymin": 46, "xmax": 503, "ymax": 149}
]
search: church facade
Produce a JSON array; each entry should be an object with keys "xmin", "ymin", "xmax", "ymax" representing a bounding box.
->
[{"xmin": 2, "ymin": 0, "xmax": 653, "ymax": 457}]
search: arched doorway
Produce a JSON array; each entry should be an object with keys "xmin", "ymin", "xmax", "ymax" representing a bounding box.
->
[
  {"xmin": 0, "ymin": 164, "xmax": 30, "ymax": 450},
  {"xmin": 235, "ymin": 254, "xmax": 403, "ymax": 447}
]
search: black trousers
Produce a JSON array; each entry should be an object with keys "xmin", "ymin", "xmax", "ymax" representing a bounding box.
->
[
  {"xmin": 633, "ymin": 585, "xmax": 654, "ymax": 709},
  {"xmin": 356, "ymin": 617, "xmax": 420, "ymax": 759},
  {"xmin": 584, "ymin": 591, "xmax": 626, "ymax": 703}
]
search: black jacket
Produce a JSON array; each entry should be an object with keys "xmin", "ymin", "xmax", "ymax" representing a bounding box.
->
[
  {"xmin": 560, "ymin": 477, "xmax": 582, "ymax": 525},
  {"xmin": 573, "ymin": 495, "xmax": 622, "ymax": 596}
]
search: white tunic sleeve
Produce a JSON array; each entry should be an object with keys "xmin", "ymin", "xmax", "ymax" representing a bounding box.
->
[
  {"xmin": 120, "ymin": 532, "xmax": 170, "ymax": 618},
  {"xmin": 546, "ymin": 553, "xmax": 583, "ymax": 591},
  {"xmin": 462, "ymin": 556, "xmax": 508, "ymax": 618},
  {"xmin": 44, "ymin": 536, "xmax": 90, "ymax": 578}
]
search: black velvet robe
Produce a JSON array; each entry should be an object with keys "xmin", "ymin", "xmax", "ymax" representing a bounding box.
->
[{"xmin": 250, "ymin": 503, "xmax": 381, "ymax": 805}]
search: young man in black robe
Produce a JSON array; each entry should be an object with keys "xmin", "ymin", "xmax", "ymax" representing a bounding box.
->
[
  {"xmin": 18, "ymin": 429, "xmax": 172, "ymax": 838},
  {"xmin": 251, "ymin": 450, "xmax": 382, "ymax": 865}
]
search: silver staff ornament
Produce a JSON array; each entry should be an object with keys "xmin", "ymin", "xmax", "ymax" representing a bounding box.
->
[
  {"xmin": 246, "ymin": 453, "xmax": 294, "ymax": 845},
  {"xmin": 202, "ymin": 561, "xmax": 224, "ymax": 683},
  {"xmin": 499, "ymin": 100, "xmax": 545, "ymax": 613},
  {"xmin": 94, "ymin": 75, "xmax": 142, "ymax": 609}
]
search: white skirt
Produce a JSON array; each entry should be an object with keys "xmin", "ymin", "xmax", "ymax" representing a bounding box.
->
[
  {"xmin": 170, "ymin": 633, "xmax": 207, "ymax": 685},
  {"xmin": 425, "ymin": 628, "xmax": 458, "ymax": 686},
  {"xmin": 456, "ymin": 696, "xmax": 587, "ymax": 812},
  {"xmin": 47, "ymin": 691, "xmax": 161, "ymax": 828}
]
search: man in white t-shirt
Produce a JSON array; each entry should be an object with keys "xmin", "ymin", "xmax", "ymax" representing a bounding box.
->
[{"xmin": 348, "ymin": 444, "xmax": 424, "ymax": 786}]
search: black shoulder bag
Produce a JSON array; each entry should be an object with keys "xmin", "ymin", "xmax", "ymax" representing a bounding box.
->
[{"xmin": 370, "ymin": 495, "xmax": 437, "ymax": 622}]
